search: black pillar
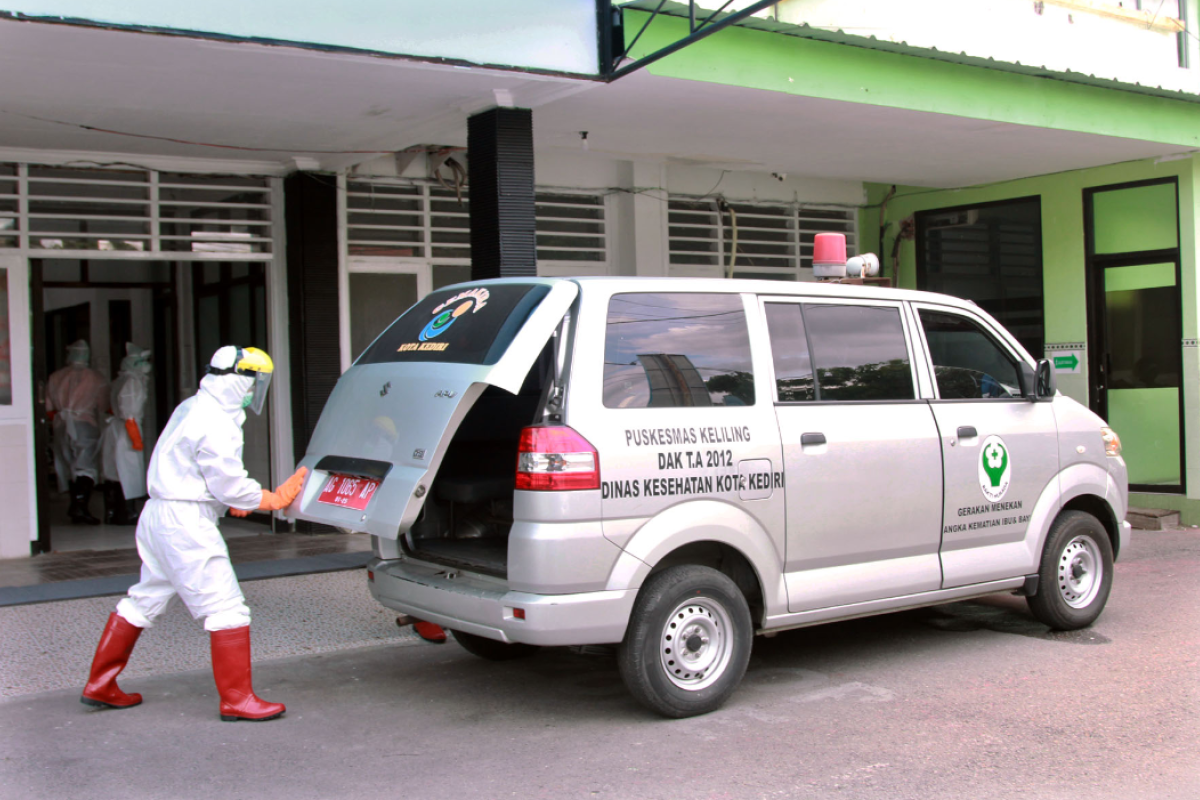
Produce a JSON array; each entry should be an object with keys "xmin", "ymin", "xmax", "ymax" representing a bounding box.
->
[
  {"xmin": 283, "ymin": 172, "xmax": 339, "ymax": 469},
  {"xmin": 467, "ymin": 107, "xmax": 537, "ymax": 280}
]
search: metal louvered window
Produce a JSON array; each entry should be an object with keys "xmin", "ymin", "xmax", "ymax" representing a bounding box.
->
[
  {"xmin": 668, "ymin": 197, "xmax": 856, "ymax": 280},
  {"xmin": 535, "ymin": 193, "xmax": 606, "ymax": 263},
  {"xmin": 158, "ymin": 173, "xmax": 273, "ymax": 253},
  {"xmin": 345, "ymin": 178, "xmax": 608, "ymax": 271},
  {"xmin": 0, "ymin": 164, "xmax": 16, "ymax": 248},
  {"xmin": 0, "ymin": 164, "xmax": 273, "ymax": 254}
]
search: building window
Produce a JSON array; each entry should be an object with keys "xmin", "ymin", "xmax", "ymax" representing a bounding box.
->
[
  {"xmin": 10, "ymin": 165, "xmax": 273, "ymax": 254},
  {"xmin": 916, "ymin": 197, "xmax": 1043, "ymax": 359},
  {"xmin": 345, "ymin": 179, "xmax": 608, "ymax": 272},
  {"xmin": 668, "ymin": 198, "xmax": 856, "ymax": 280},
  {"xmin": 603, "ymin": 293, "xmax": 754, "ymax": 408},
  {"xmin": 0, "ymin": 164, "xmax": 16, "ymax": 248}
]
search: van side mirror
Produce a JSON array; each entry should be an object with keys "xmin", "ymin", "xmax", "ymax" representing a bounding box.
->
[
  {"xmin": 1021, "ymin": 359, "xmax": 1055, "ymax": 401},
  {"xmin": 1036, "ymin": 358, "xmax": 1056, "ymax": 399}
]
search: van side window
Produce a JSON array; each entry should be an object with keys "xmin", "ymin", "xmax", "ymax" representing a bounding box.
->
[
  {"xmin": 918, "ymin": 309, "xmax": 1022, "ymax": 399},
  {"xmin": 603, "ymin": 293, "xmax": 755, "ymax": 408},
  {"xmin": 803, "ymin": 304, "xmax": 915, "ymax": 401},
  {"xmin": 764, "ymin": 303, "xmax": 815, "ymax": 402}
]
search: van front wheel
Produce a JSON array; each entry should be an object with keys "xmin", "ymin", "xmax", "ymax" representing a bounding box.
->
[
  {"xmin": 1027, "ymin": 510, "xmax": 1114, "ymax": 630},
  {"xmin": 618, "ymin": 565, "xmax": 752, "ymax": 718}
]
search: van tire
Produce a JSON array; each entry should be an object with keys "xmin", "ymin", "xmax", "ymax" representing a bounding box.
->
[
  {"xmin": 618, "ymin": 565, "xmax": 752, "ymax": 718},
  {"xmin": 1027, "ymin": 510, "xmax": 1114, "ymax": 630},
  {"xmin": 451, "ymin": 630, "xmax": 540, "ymax": 661}
]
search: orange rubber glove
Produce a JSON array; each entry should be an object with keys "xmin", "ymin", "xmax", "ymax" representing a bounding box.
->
[
  {"xmin": 258, "ymin": 466, "xmax": 308, "ymax": 511},
  {"xmin": 230, "ymin": 507, "xmax": 251, "ymax": 518},
  {"xmin": 124, "ymin": 419, "xmax": 143, "ymax": 451}
]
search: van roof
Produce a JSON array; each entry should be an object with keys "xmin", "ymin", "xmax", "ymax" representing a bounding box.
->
[{"xmin": 448, "ymin": 275, "xmax": 979, "ymax": 314}]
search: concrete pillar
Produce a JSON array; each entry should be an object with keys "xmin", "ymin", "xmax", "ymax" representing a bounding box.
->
[{"xmin": 613, "ymin": 160, "xmax": 669, "ymax": 276}]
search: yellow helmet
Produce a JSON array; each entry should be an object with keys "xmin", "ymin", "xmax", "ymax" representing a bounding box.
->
[
  {"xmin": 236, "ymin": 347, "xmax": 274, "ymax": 375},
  {"xmin": 207, "ymin": 346, "xmax": 274, "ymax": 415}
]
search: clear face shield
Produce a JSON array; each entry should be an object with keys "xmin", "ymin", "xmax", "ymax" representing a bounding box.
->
[{"xmin": 245, "ymin": 369, "xmax": 272, "ymax": 415}]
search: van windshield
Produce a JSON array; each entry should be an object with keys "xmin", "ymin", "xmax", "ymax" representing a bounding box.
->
[{"xmin": 357, "ymin": 283, "xmax": 551, "ymax": 366}]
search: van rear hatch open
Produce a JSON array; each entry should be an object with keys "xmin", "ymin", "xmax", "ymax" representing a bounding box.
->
[{"xmin": 287, "ymin": 278, "xmax": 577, "ymax": 539}]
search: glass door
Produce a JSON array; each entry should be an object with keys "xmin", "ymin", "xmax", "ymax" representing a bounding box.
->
[
  {"xmin": 1085, "ymin": 179, "xmax": 1184, "ymax": 492},
  {"xmin": 1094, "ymin": 261, "xmax": 1183, "ymax": 489}
]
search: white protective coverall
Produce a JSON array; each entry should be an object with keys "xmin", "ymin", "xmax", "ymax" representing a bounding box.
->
[
  {"xmin": 46, "ymin": 340, "xmax": 109, "ymax": 490},
  {"xmin": 116, "ymin": 347, "xmax": 262, "ymax": 632},
  {"xmin": 101, "ymin": 345, "xmax": 152, "ymax": 500}
]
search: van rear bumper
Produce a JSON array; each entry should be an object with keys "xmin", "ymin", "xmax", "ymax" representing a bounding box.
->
[{"xmin": 367, "ymin": 557, "xmax": 635, "ymax": 646}]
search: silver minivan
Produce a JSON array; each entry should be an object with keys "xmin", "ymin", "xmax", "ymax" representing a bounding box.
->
[{"xmin": 289, "ymin": 277, "xmax": 1130, "ymax": 718}]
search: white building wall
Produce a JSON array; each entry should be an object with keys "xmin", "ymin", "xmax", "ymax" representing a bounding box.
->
[{"xmin": 349, "ymin": 149, "xmax": 867, "ymax": 280}]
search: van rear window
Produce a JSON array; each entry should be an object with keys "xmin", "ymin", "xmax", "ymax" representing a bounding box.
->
[{"xmin": 357, "ymin": 283, "xmax": 551, "ymax": 366}]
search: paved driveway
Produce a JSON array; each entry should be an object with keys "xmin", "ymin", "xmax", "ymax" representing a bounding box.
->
[{"xmin": 1, "ymin": 531, "xmax": 1197, "ymax": 800}]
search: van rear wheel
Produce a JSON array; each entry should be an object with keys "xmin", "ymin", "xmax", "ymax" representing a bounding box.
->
[
  {"xmin": 451, "ymin": 630, "xmax": 540, "ymax": 661},
  {"xmin": 1027, "ymin": 510, "xmax": 1114, "ymax": 630},
  {"xmin": 618, "ymin": 565, "xmax": 752, "ymax": 718}
]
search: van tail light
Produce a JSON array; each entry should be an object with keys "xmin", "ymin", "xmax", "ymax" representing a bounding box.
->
[{"xmin": 516, "ymin": 425, "xmax": 600, "ymax": 491}]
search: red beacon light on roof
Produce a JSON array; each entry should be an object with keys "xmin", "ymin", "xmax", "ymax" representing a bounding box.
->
[{"xmin": 813, "ymin": 232, "xmax": 848, "ymax": 279}]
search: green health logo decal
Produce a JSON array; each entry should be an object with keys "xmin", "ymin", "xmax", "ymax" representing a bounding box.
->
[{"xmin": 978, "ymin": 435, "xmax": 1011, "ymax": 503}]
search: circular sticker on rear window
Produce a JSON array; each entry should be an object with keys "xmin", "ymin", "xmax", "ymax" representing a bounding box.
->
[
  {"xmin": 419, "ymin": 288, "xmax": 490, "ymax": 342},
  {"xmin": 978, "ymin": 435, "xmax": 1011, "ymax": 502}
]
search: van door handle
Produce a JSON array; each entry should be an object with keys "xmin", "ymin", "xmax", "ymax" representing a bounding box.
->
[
  {"xmin": 801, "ymin": 433, "xmax": 826, "ymax": 446},
  {"xmin": 957, "ymin": 426, "xmax": 978, "ymax": 439}
]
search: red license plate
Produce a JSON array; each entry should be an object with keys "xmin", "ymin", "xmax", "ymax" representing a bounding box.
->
[{"xmin": 317, "ymin": 474, "xmax": 380, "ymax": 511}]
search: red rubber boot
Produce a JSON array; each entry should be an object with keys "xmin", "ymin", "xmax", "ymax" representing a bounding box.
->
[
  {"xmin": 210, "ymin": 626, "xmax": 285, "ymax": 722},
  {"xmin": 413, "ymin": 620, "xmax": 448, "ymax": 643},
  {"xmin": 81, "ymin": 612, "xmax": 144, "ymax": 709}
]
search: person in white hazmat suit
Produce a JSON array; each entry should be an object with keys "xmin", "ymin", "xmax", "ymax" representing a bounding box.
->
[
  {"xmin": 81, "ymin": 345, "xmax": 307, "ymax": 722},
  {"xmin": 46, "ymin": 340, "xmax": 109, "ymax": 525},
  {"xmin": 100, "ymin": 343, "xmax": 152, "ymax": 525}
]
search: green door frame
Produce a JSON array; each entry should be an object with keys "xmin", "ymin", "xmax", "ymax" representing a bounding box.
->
[{"xmin": 1083, "ymin": 177, "xmax": 1185, "ymax": 494}]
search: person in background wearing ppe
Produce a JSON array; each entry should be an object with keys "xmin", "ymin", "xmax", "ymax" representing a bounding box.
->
[
  {"xmin": 101, "ymin": 343, "xmax": 153, "ymax": 525},
  {"xmin": 81, "ymin": 345, "xmax": 308, "ymax": 722},
  {"xmin": 46, "ymin": 340, "xmax": 109, "ymax": 525}
]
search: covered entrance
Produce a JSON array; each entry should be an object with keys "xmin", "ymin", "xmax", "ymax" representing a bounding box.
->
[{"xmin": 0, "ymin": 163, "xmax": 292, "ymax": 556}]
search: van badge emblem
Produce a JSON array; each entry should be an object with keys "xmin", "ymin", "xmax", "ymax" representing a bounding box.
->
[
  {"xmin": 435, "ymin": 389, "xmax": 456, "ymax": 398},
  {"xmin": 380, "ymin": 382, "xmax": 391, "ymax": 397},
  {"xmin": 413, "ymin": 448, "xmax": 426, "ymax": 460}
]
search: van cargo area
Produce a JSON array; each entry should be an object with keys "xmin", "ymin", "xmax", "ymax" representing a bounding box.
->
[{"xmin": 402, "ymin": 347, "xmax": 552, "ymax": 578}]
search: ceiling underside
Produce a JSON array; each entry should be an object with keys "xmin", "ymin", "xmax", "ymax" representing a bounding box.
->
[{"xmin": 0, "ymin": 19, "xmax": 1190, "ymax": 187}]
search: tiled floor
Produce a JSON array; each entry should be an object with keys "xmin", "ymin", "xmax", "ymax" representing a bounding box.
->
[
  {"xmin": 0, "ymin": 530, "xmax": 371, "ymax": 588},
  {"xmin": 1, "ymin": 490, "xmax": 371, "ymax": 589}
]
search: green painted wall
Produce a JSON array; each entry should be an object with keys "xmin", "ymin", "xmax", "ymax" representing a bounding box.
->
[
  {"xmin": 625, "ymin": 11, "xmax": 1200, "ymax": 148},
  {"xmin": 860, "ymin": 157, "xmax": 1197, "ymax": 338},
  {"xmin": 861, "ymin": 155, "xmax": 1200, "ymax": 519}
]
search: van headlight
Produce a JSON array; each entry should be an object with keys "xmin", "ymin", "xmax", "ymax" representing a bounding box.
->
[{"xmin": 1101, "ymin": 427, "xmax": 1122, "ymax": 458}]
